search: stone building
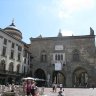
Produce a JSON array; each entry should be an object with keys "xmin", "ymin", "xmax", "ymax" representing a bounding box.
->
[
  {"xmin": 0, "ymin": 21, "xmax": 31, "ymax": 84},
  {"xmin": 30, "ymin": 28, "xmax": 96, "ymax": 87}
]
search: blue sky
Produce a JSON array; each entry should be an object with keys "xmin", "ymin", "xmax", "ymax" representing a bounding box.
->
[{"xmin": 0, "ymin": 0, "xmax": 96, "ymax": 43}]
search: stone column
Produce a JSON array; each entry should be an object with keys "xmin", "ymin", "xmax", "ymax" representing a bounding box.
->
[
  {"xmin": 66, "ymin": 72, "xmax": 72, "ymax": 87},
  {"xmin": 87, "ymin": 67, "xmax": 96, "ymax": 87}
]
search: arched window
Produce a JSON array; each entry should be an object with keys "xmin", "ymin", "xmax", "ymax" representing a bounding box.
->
[
  {"xmin": 55, "ymin": 54, "xmax": 58, "ymax": 60},
  {"xmin": 9, "ymin": 62, "xmax": 14, "ymax": 72},
  {"xmin": 61, "ymin": 54, "xmax": 63, "ymax": 60},
  {"xmin": 55, "ymin": 53, "xmax": 64, "ymax": 61},
  {"xmin": 40, "ymin": 50, "xmax": 47, "ymax": 62},
  {"xmin": 1, "ymin": 60, "xmax": 5, "ymax": 71},
  {"xmin": 24, "ymin": 66, "xmax": 26, "ymax": 75},
  {"xmin": 58, "ymin": 54, "xmax": 60, "ymax": 60},
  {"xmin": 72, "ymin": 49, "xmax": 80, "ymax": 61},
  {"xmin": 17, "ymin": 64, "xmax": 20, "ymax": 73}
]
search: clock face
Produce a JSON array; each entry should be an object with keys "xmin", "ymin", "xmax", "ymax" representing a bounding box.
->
[{"xmin": 55, "ymin": 45, "xmax": 63, "ymax": 50}]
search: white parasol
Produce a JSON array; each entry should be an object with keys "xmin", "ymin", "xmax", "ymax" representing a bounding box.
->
[
  {"xmin": 34, "ymin": 78, "xmax": 45, "ymax": 81},
  {"xmin": 22, "ymin": 77, "xmax": 35, "ymax": 80}
]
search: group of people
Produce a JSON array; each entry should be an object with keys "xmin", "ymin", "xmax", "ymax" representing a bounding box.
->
[
  {"xmin": 52, "ymin": 83, "xmax": 64, "ymax": 96},
  {"xmin": 23, "ymin": 79, "xmax": 39, "ymax": 96},
  {"xmin": 52, "ymin": 83, "xmax": 64, "ymax": 92}
]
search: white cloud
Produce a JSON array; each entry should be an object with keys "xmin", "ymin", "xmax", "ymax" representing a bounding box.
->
[
  {"xmin": 58, "ymin": 11, "xmax": 71, "ymax": 19},
  {"xmin": 61, "ymin": 30, "xmax": 74, "ymax": 36},
  {"xmin": 38, "ymin": 0, "xmax": 95, "ymax": 19},
  {"xmin": 54, "ymin": 0, "xmax": 95, "ymax": 19}
]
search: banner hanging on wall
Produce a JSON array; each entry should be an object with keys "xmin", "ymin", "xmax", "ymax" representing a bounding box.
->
[{"xmin": 55, "ymin": 62, "xmax": 62, "ymax": 71}]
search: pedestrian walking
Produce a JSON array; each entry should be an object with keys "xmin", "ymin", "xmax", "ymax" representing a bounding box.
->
[
  {"xmin": 31, "ymin": 80, "xmax": 39, "ymax": 96},
  {"xmin": 54, "ymin": 83, "xmax": 57, "ymax": 92},
  {"xmin": 59, "ymin": 84, "xmax": 63, "ymax": 91},
  {"xmin": 52, "ymin": 83, "xmax": 57, "ymax": 92},
  {"xmin": 92, "ymin": 84, "xmax": 94, "ymax": 89},
  {"xmin": 25, "ymin": 80, "xmax": 32, "ymax": 96},
  {"xmin": 52, "ymin": 83, "xmax": 55, "ymax": 92}
]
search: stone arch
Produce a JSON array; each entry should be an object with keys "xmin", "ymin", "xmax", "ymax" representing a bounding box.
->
[
  {"xmin": 34, "ymin": 68, "xmax": 46, "ymax": 79},
  {"xmin": 72, "ymin": 67, "xmax": 88, "ymax": 87},
  {"xmin": 34, "ymin": 68, "xmax": 46, "ymax": 86},
  {"xmin": 8, "ymin": 77, "xmax": 13, "ymax": 84},
  {"xmin": 9, "ymin": 62, "xmax": 14, "ymax": 72},
  {"xmin": 1, "ymin": 59, "xmax": 6, "ymax": 71},
  {"xmin": 52, "ymin": 71, "xmax": 66, "ymax": 87}
]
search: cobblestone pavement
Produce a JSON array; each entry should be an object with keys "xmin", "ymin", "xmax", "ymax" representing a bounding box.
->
[
  {"xmin": 0, "ymin": 85, "xmax": 96, "ymax": 96},
  {"xmin": 40, "ymin": 88, "xmax": 96, "ymax": 96}
]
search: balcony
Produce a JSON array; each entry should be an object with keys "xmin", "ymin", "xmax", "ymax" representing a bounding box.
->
[
  {"xmin": 51, "ymin": 60, "xmax": 66, "ymax": 65},
  {"xmin": 0, "ymin": 70, "xmax": 21, "ymax": 76}
]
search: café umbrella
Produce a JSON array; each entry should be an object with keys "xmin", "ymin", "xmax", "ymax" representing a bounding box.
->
[
  {"xmin": 34, "ymin": 78, "xmax": 45, "ymax": 81},
  {"xmin": 22, "ymin": 77, "xmax": 35, "ymax": 80}
]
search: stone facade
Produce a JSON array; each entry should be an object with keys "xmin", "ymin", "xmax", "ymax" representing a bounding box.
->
[
  {"xmin": 0, "ymin": 22, "xmax": 31, "ymax": 84},
  {"xmin": 30, "ymin": 32, "xmax": 96, "ymax": 87}
]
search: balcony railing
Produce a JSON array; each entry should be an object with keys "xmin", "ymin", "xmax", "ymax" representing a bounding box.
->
[
  {"xmin": 0, "ymin": 70, "xmax": 21, "ymax": 76},
  {"xmin": 51, "ymin": 60, "xmax": 66, "ymax": 65}
]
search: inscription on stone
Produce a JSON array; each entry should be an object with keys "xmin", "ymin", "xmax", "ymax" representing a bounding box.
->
[{"xmin": 55, "ymin": 45, "xmax": 63, "ymax": 50}]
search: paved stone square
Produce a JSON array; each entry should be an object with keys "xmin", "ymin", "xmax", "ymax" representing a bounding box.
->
[
  {"xmin": 40, "ymin": 88, "xmax": 96, "ymax": 96},
  {"xmin": 0, "ymin": 85, "xmax": 96, "ymax": 96}
]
